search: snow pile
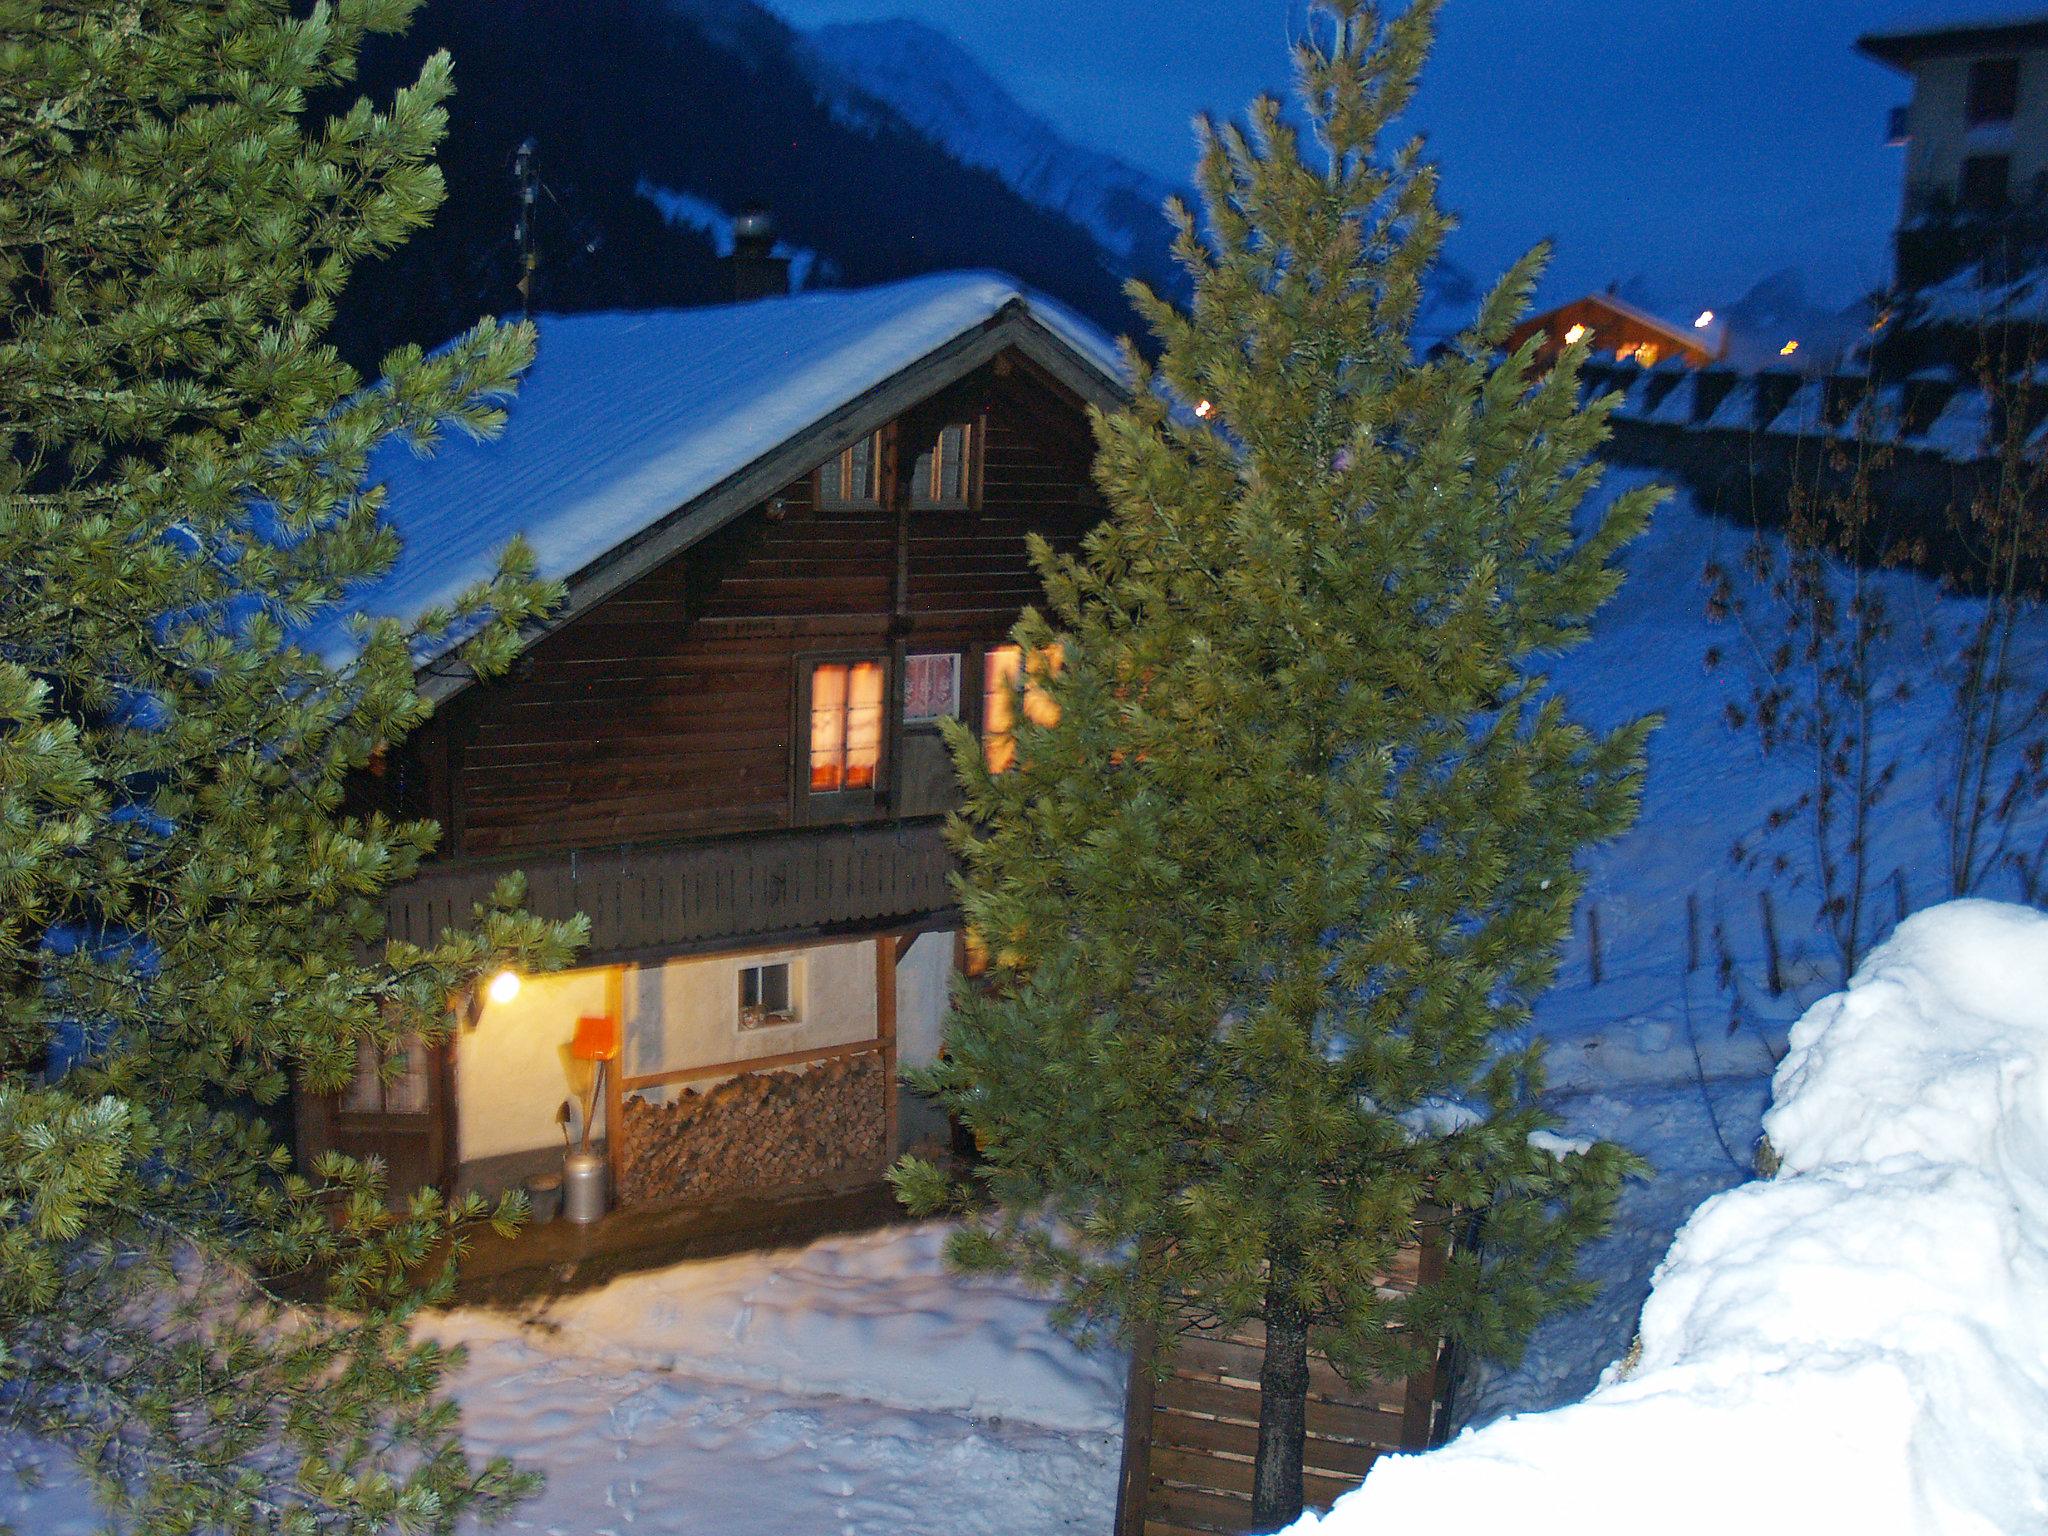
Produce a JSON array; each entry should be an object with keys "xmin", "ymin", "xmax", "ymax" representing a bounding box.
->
[{"xmin": 1291, "ymin": 899, "xmax": 2048, "ymax": 1536}]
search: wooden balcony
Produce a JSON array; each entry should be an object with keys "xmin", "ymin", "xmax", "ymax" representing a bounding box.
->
[{"xmin": 383, "ymin": 818, "xmax": 957, "ymax": 964}]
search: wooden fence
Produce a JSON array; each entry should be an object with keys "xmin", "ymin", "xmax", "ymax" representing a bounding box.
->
[{"xmin": 1114, "ymin": 1234, "xmax": 1447, "ymax": 1536}]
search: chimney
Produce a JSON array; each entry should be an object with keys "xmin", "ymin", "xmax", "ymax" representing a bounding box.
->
[{"xmin": 730, "ymin": 204, "xmax": 791, "ymax": 301}]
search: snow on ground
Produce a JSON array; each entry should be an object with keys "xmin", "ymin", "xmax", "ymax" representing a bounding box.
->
[
  {"xmin": 426, "ymin": 1222, "xmax": 1124, "ymax": 1535},
  {"xmin": 1292, "ymin": 900, "xmax": 2048, "ymax": 1536},
  {"xmin": 0, "ymin": 1223, "xmax": 1125, "ymax": 1536}
]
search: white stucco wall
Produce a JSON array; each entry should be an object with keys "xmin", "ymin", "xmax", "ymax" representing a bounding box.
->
[
  {"xmin": 896, "ymin": 929, "xmax": 955, "ymax": 1071},
  {"xmin": 457, "ymin": 966, "xmax": 615, "ymax": 1162},
  {"xmin": 1903, "ymin": 49, "xmax": 2048, "ymax": 213},
  {"xmin": 457, "ymin": 934, "xmax": 957, "ymax": 1163}
]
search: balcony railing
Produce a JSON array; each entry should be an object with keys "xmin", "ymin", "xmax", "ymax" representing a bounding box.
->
[{"xmin": 384, "ymin": 818, "xmax": 957, "ymax": 963}]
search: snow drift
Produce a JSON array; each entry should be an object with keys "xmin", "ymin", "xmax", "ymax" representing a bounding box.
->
[{"xmin": 1291, "ymin": 899, "xmax": 2048, "ymax": 1536}]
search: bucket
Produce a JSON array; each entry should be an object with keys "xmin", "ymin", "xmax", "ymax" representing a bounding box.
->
[
  {"xmin": 562, "ymin": 1149, "xmax": 609, "ymax": 1224},
  {"xmin": 523, "ymin": 1170, "xmax": 563, "ymax": 1224}
]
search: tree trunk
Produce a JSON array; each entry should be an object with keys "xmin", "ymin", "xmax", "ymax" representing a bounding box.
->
[{"xmin": 1252, "ymin": 1272, "xmax": 1310, "ymax": 1529}]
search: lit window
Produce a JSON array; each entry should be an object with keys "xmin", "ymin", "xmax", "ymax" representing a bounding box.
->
[
  {"xmin": 809, "ymin": 660, "xmax": 885, "ymax": 792},
  {"xmin": 818, "ymin": 433, "xmax": 881, "ymax": 508},
  {"xmin": 1564, "ymin": 323, "xmax": 1589, "ymax": 346},
  {"xmin": 910, "ymin": 422, "xmax": 974, "ymax": 508},
  {"xmin": 982, "ymin": 643, "xmax": 1062, "ymax": 773},
  {"xmin": 738, "ymin": 961, "xmax": 798, "ymax": 1029},
  {"xmin": 904, "ymin": 652, "xmax": 961, "ymax": 722}
]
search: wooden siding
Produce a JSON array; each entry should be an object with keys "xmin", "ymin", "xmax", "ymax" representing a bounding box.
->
[
  {"xmin": 387, "ymin": 348, "xmax": 1104, "ymax": 863},
  {"xmin": 1115, "ymin": 1237, "xmax": 1448, "ymax": 1536},
  {"xmin": 383, "ymin": 819, "xmax": 956, "ymax": 966}
]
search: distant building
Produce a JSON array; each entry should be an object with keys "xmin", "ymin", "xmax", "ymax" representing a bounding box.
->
[
  {"xmin": 1858, "ymin": 11, "xmax": 2048, "ymax": 285},
  {"xmin": 1505, "ymin": 293, "xmax": 1722, "ymax": 371}
]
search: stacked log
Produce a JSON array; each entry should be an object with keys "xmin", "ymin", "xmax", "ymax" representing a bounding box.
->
[{"xmin": 619, "ymin": 1050, "xmax": 886, "ymax": 1205}]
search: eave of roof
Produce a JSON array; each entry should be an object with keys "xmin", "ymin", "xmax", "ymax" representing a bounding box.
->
[{"xmin": 1857, "ymin": 12, "xmax": 2048, "ymax": 70}]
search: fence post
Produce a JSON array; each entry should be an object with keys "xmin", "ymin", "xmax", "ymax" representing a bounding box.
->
[{"xmin": 1759, "ymin": 892, "xmax": 1784, "ymax": 996}]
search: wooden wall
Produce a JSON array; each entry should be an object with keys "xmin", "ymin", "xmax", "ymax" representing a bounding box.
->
[
  {"xmin": 383, "ymin": 348, "xmax": 1105, "ymax": 860},
  {"xmin": 1114, "ymin": 1238, "xmax": 1448, "ymax": 1536}
]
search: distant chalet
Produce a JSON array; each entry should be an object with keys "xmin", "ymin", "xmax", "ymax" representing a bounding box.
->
[
  {"xmin": 1506, "ymin": 293, "xmax": 1722, "ymax": 373},
  {"xmin": 304, "ymin": 272, "xmax": 1125, "ymax": 1205}
]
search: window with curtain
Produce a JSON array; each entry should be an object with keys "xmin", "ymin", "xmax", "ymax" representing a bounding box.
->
[{"xmin": 809, "ymin": 660, "xmax": 886, "ymax": 792}]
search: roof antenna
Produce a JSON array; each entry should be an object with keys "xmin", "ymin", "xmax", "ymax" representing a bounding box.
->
[{"xmin": 513, "ymin": 135, "xmax": 540, "ymax": 319}]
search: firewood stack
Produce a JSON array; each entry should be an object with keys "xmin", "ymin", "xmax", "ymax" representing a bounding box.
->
[{"xmin": 619, "ymin": 1051, "xmax": 886, "ymax": 1205}]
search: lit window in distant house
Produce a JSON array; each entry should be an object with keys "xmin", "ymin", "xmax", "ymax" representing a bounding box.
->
[
  {"xmin": 1966, "ymin": 57, "xmax": 2020, "ymax": 126},
  {"xmin": 738, "ymin": 960, "xmax": 799, "ymax": 1029},
  {"xmin": 981, "ymin": 643, "xmax": 1062, "ymax": 773},
  {"xmin": 904, "ymin": 652, "xmax": 961, "ymax": 722},
  {"xmin": 910, "ymin": 422, "xmax": 974, "ymax": 508},
  {"xmin": 809, "ymin": 660, "xmax": 885, "ymax": 792},
  {"xmin": 817, "ymin": 432, "xmax": 881, "ymax": 508},
  {"xmin": 1961, "ymin": 153, "xmax": 2011, "ymax": 211}
]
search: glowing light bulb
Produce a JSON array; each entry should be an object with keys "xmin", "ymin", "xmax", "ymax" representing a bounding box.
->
[
  {"xmin": 1694, "ymin": 310, "xmax": 1715, "ymax": 329},
  {"xmin": 1193, "ymin": 398, "xmax": 1214, "ymax": 419},
  {"xmin": 1564, "ymin": 324, "xmax": 1588, "ymax": 346},
  {"xmin": 1780, "ymin": 339, "xmax": 1800, "ymax": 356},
  {"xmin": 486, "ymin": 969, "xmax": 522, "ymax": 1006}
]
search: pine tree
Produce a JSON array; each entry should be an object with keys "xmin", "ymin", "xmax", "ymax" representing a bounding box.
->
[
  {"xmin": 0, "ymin": 3, "xmax": 583, "ymax": 1529},
  {"xmin": 891, "ymin": 2, "xmax": 1656, "ymax": 1524}
]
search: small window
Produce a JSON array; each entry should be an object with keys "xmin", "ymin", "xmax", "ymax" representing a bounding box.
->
[
  {"xmin": 982, "ymin": 643, "xmax": 1062, "ymax": 773},
  {"xmin": 1966, "ymin": 57, "xmax": 2020, "ymax": 126},
  {"xmin": 340, "ymin": 1034, "xmax": 430, "ymax": 1116},
  {"xmin": 1961, "ymin": 153, "xmax": 2011, "ymax": 210},
  {"xmin": 904, "ymin": 652, "xmax": 961, "ymax": 723},
  {"xmin": 809, "ymin": 659, "xmax": 886, "ymax": 793},
  {"xmin": 910, "ymin": 422, "xmax": 974, "ymax": 508},
  {"xmin": 818, "ymin": 433, "xmax": 881, "ymax": 508},
  {"xmin": 738, "ymin": 960, "xmax": 798, "ymax": 1030}
]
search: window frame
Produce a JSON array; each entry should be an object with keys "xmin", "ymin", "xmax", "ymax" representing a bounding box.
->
[
  {"xmin": 1965, "ymin": 56, "xmax": 2021, "ymax": 127},
  {"xmin": 815, "ymin": 430, "xmax": 885, "ymax": 510},
  {"xmin": 1960, "ymin": 152, "xmax": 2012, "ymax": 211},
  {"xmin": 902, "ymin": 651, "xmax": 963, "ymax": 726},
  {"xmin": 736, "ymin": 956, "xmax": 803, "ymax": 1032},
  {"xmin": 795, "ymin": 651, "xmax": 891, "ymax": 822},
  {"xmin": 907, "ymin": 418, "xmax": 981, "ymax": 510}
]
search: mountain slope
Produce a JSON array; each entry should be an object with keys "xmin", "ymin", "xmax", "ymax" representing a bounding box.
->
[
  {"xmin": 797, "ymin": 18, "xmax": 1177, "ymax": 275},
  {"xmin": 327, "ymin": 0, "xmax": 1140, "ymax": 369}
]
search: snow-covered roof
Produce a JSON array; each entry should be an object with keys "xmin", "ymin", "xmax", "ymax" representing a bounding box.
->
[{"xmin": 321, "ymin": 271, "xmax": 1126, "ymax": 688}]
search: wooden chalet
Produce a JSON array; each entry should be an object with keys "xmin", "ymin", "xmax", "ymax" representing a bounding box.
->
[
  {"xmin": 299, "ymin": 272, "xmax": 1125, "ymax": 1204},
  {"xmin": 1507, "ymin": 292, "xmax": 1722, "ymax": 371}
]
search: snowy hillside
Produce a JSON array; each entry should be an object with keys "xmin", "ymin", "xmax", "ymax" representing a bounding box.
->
[
  {"xmin": 797, "ymin": 18, "xmax": 1176, "ymax": 269},
  {"xmin": 1296, "ymin": 901, "xmax": 2048, "ymax": 1536}
]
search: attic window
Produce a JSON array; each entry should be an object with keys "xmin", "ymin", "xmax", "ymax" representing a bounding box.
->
[
  {"xmin": 910, "ymin": 422, "xmax": 975, "ymax": 508},
  {"xmin": 1966, "ymin": 57, "xmax": 2020, "ymax": 126},
  {"xmin": 818, "ymin": 432, "xmax": 881, "ymax": 508}
]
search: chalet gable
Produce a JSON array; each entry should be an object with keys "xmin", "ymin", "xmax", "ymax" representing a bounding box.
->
[{"xmin": 330, "ymin": 272, "xmax": 1126, "ymax": 705}]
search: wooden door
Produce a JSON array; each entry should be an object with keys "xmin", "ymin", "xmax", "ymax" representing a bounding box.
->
[{"xmin": 297, "ymin": 1031, "xmax": 455, "ymax": 1198}]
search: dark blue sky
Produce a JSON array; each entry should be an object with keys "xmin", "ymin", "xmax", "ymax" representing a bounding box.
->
[{"xmin": 764, "ymin": 1, "xmax": 2011, "ymax": 319}]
